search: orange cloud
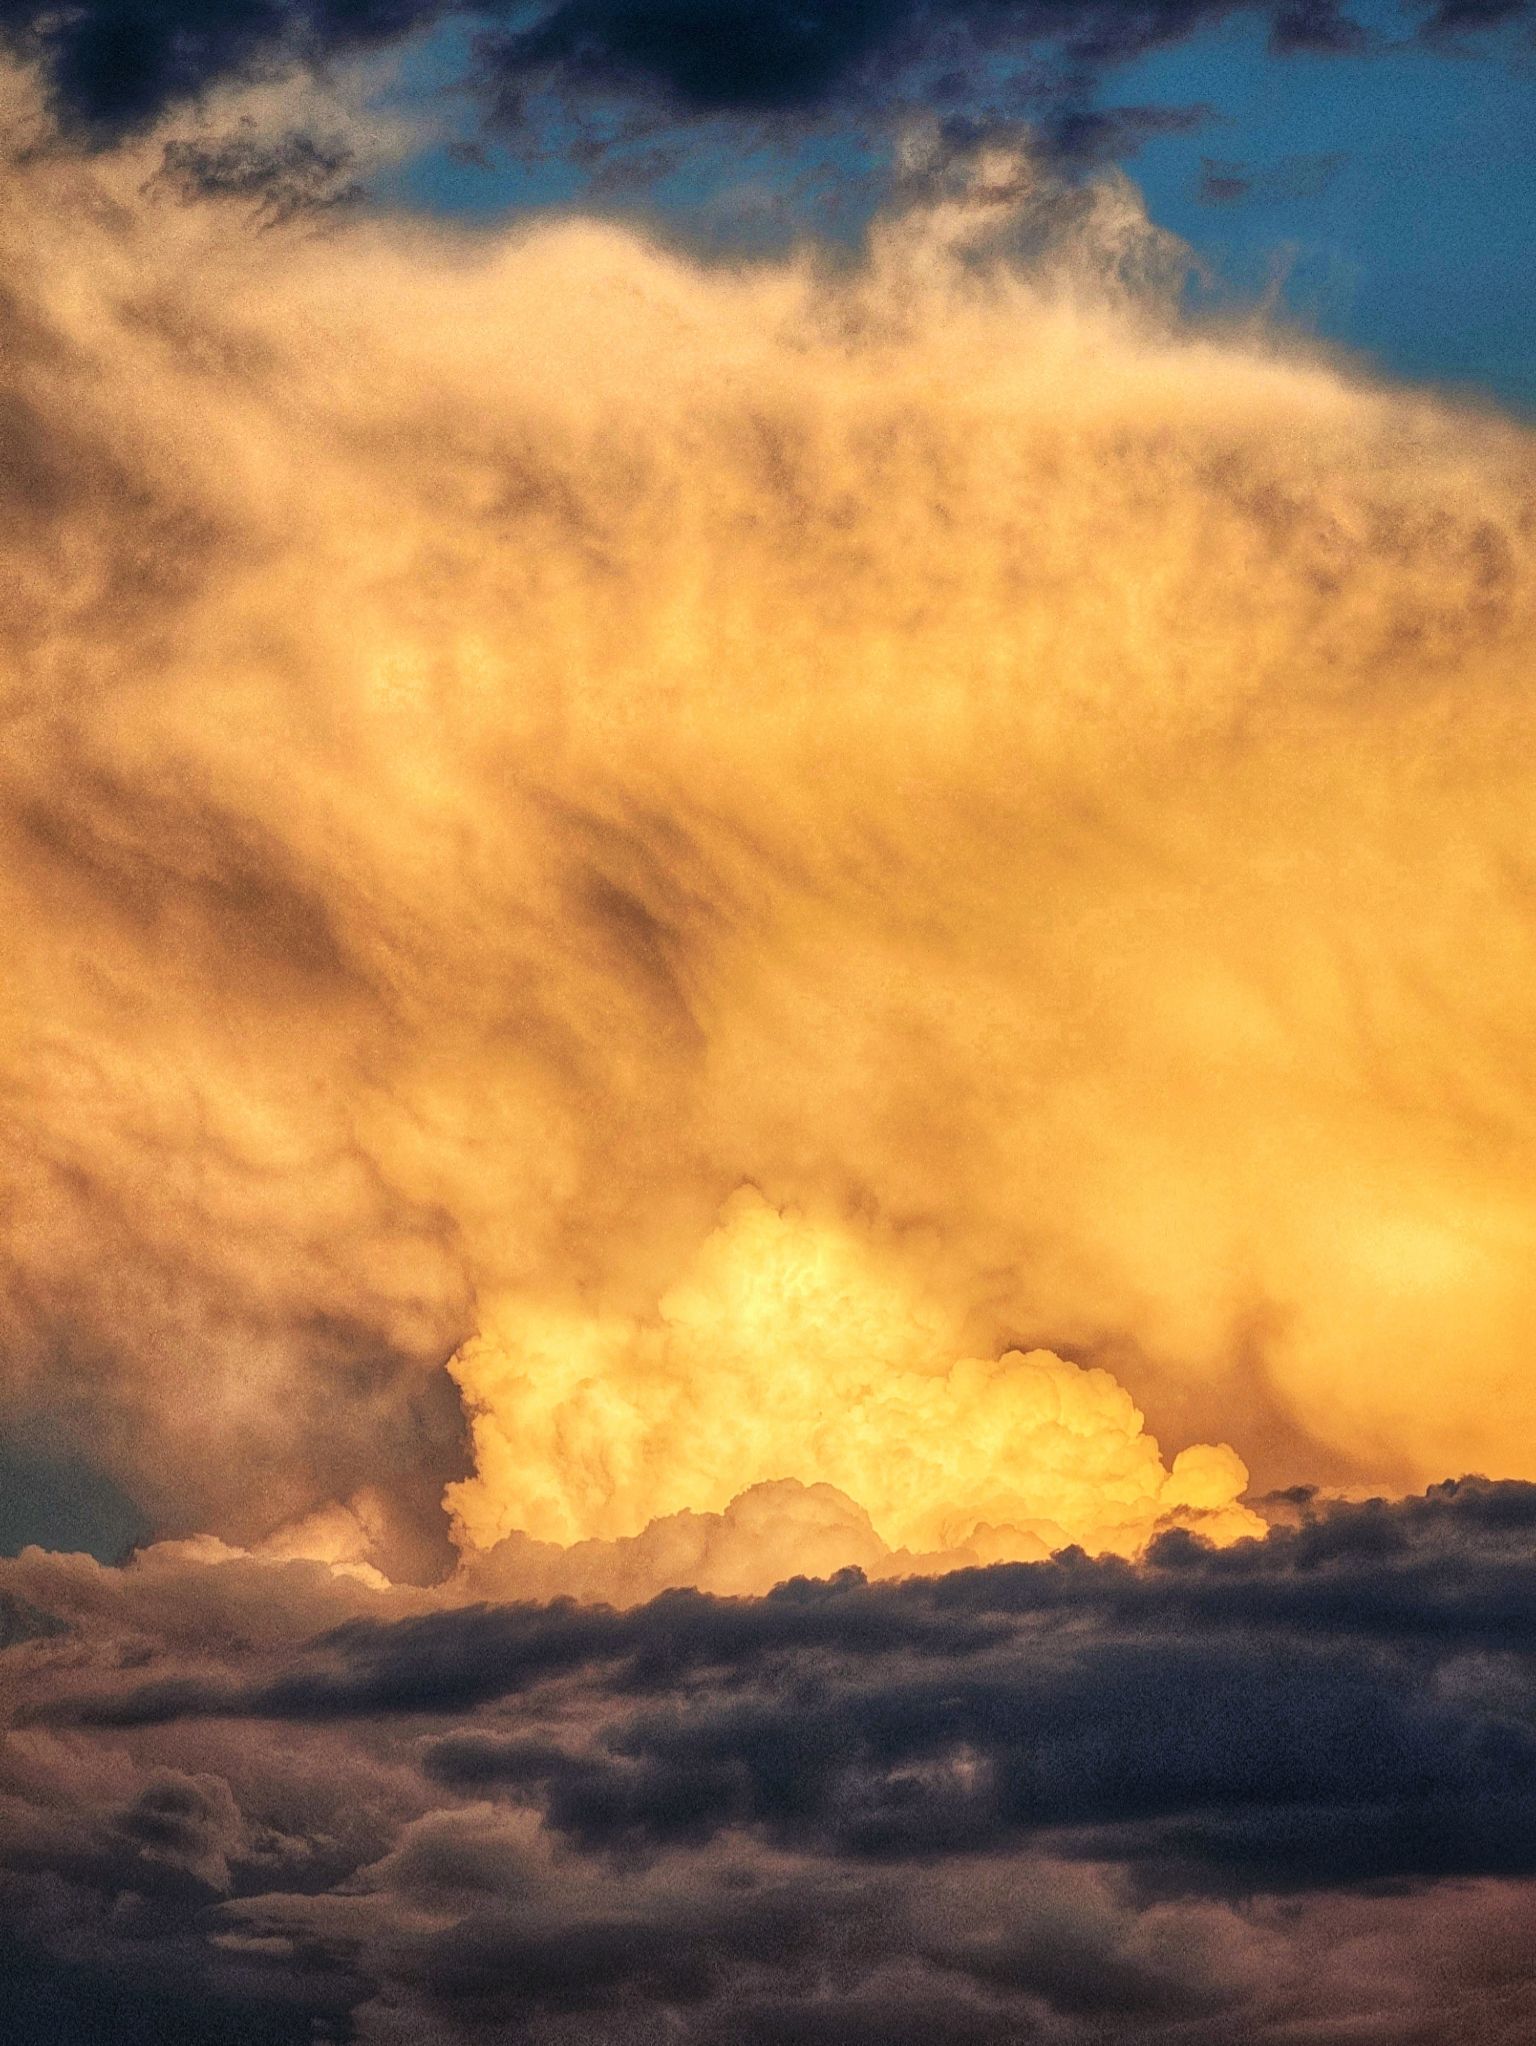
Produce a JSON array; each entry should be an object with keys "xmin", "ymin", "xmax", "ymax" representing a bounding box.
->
[{"xmin": 2, "ymin": 85, "xmax": 1534, "ymax": 1582}]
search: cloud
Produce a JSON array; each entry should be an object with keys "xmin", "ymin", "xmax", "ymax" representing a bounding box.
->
[
  {"xmin": 0, "ymin": 0, "xmax": 1529, "ymax": 153},
  {"xmin": 1195, "ymin": 149, "xmax": 1349, "ymax": 205},
  {"xmin": 6, "ymin": 0, "xmax": 450, "ymax": 137},
  {"xmin": 2, "ymin": 90, "xmax": 1536, "ymax": 1585},
  {"xmin": 8, "ymin": 1485, "xmax": 1536, "ymax": 2040},
  {"xmin": 113, "ymin": 1766, "xmax": 248, "ymax": 1888},
  {"xmin": 36, "ymin": 1479, "xmax": 1536, "ymax": 1902},
  {"xmin": 2, "ymin": 36, "xmax": 1536, "ymax": 2045},
  {"xmin": 149, "ymin": 122, "xmax": 364, "ymax": 225},
  {"xmin": 447, "ymin": 1193, "xmax": 1261, "ymax": 1578}
]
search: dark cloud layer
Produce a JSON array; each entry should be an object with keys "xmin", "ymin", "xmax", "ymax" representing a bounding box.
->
[
  {"xmin": 1, "ymin": 0, "xmax": 1529, "ymax": 142},
  {"xmin": 52, "ymin": 1478, "xmax": 1536, "ymax": 1892},
  {"xmin": 7, "ymin": 1483, "xmax": 1536, "ymax": 2041}
]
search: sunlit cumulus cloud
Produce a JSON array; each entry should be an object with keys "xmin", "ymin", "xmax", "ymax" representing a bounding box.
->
[{"xmin": 449, "ymin": 1191, "xmax": 1260, "ymax": 1596}]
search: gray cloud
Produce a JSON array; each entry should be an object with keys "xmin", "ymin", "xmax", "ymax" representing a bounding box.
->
[{"xmin": 8, "ymin": 1485, "xmax": 1536, "ymax": 2040}]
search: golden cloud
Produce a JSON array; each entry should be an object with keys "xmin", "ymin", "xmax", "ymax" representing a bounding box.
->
[{"xmin": 3, "ymin": 85, "xmax": 1534, "ymax": 1583}]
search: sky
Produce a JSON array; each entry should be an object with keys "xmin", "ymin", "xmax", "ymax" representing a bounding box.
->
[
  {"xmin": 2, "ymin": 2, "xmax": 1536, "ymax": 2040},
  {"xmin": 377, "ymin": 5, "xmax": 1536, "ymax": 406}
]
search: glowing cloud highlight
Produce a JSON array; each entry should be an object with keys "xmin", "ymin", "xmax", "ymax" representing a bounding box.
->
[{"xmin": 449, "ymin": 1193, "xmax": 1259, "ymax": 1585}]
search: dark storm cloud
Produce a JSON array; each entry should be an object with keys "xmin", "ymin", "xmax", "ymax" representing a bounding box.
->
[
  {"xmin": 0, "ymin": 1939, "xmax": 335, "ymax": 2046},
  {"xmin": 38, "ymin": 1479, "xmax": 1536, "ymax": 1895},
  {"xmin": 59, "ymin": 1567, "xmax": 1011, "ymax": 1722},
  {"xmin": 5, "ymin": 0, "xmax": 439, "ymax": 136},
  {"xmin": 533, "ymin": 1633, "xmax": 1536, "ymax": 1882},
  {"xmin": 2, "ymin": 0, "xmax": 1529, "ymax": 141},
  {"xmin": 11, "ymin": 1486, "xmax": 1536, "ymax": 2040}
]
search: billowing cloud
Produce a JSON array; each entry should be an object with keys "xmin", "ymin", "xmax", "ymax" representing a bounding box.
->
[
  {"xmin": 2, "ymin": 79, "xmax": 1536, "ymax": 1585},
  {"xmin": 448, "ymin": 1192, "xmax": 1261, "ymax": 1577}
]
